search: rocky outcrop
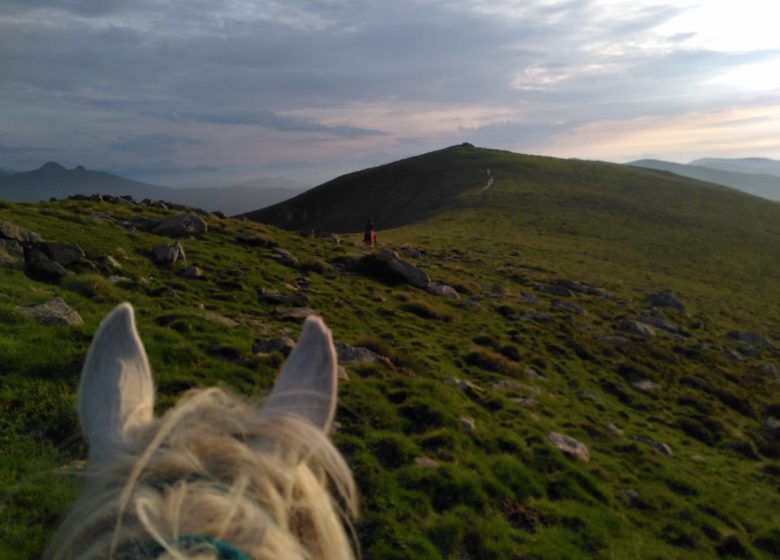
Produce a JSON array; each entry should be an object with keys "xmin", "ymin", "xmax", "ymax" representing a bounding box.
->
[
  {"xmin": 0, "ymin": 220, "xmax": 43, "ymax": 243},
  {"xmin": 354, "ymin": 249, "xmax": 431, "ymax": 289},
  {"xmin": 18, "ymin": 297, "xmax": 83, "ymax": 326},
  {"xmin": 151, "ymin": 214, "xmax": 208, "ymax": 238},
  {"xmin": 547, "ymin": 432, "xmax": 591, "ymax": 463},
  {"xmin": 727, "ymin": 331, "xmax": 775, "ymax": 349},
  {"xmin": 617, "ymin": 319, "xmax": 656, "ymax": 338},
  {"xmin": 152, "ymin": 242, "xmax": 186, "ymax": 265},
  {"xmin": 645, "ymin": 289, "xmax": 685, "ymax": 312}
]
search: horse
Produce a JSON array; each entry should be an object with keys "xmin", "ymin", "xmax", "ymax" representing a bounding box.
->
[{"xmin": 45, "ymin": 303, "xmax": 357, "ymax": 560}]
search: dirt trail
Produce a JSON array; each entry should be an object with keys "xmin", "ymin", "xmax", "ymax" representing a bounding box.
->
[{"xmin": 481, "ymin": 169, "xmax": 494, "ymax": 192}]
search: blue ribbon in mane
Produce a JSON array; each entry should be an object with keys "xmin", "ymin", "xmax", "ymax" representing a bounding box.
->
[{"xmin": 123, "ymin": 535, "xmax": 250, "ymax": 559}]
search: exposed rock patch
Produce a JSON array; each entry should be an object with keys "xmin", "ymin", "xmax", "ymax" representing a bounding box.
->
[
  {"xmin": 18, "ymin": 297, "xmax": 83, "ymax": 326},
  {"xmin": 617, "ymin": 319, "xmax": 656, "ymax": 338},
  {"xmin": 151, "ymin": 214, "xmax": 208, "ymax": 238},
  {"xmin": 547, "ymin": 432, "xmax": 591, "ymax": 463},
  {"xmin": 354, "ymin": 249, "xmax": 431, "ymax": 289},
  {"xmin": 645, "ymin": 289, "xmax": 685, "ymax": 312},
  {"xmin": 253, "ymin": 337, "xmax": 296, "ymax": 355},
  {"xmin": 152, "ymin": 242, "xmax": 186, "ymax": 265}
]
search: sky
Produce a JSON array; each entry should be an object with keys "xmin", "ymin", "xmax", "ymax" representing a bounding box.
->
[{"xmin": 2, "ymin": 0, "xmax": 780, "ymax": 186}]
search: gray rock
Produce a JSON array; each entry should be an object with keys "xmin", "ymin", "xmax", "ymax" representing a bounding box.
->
[
  {"xmin": 259, "ymin": 289, "xmax": 308, "ymax": 307},
  {"xmin": 597, "ymin": 335, "xmax": 630, "ymax": 345},
  {"xmin": 18, "ymin": 297, "xmax": 83, "ymax": 326},
  {"xmin": 0, "ymin": 239, "xmax": 24, "ymax": 268},
  {"xmin": 758, "ymin": 363, "xmax": 779, "ymax": 378},
  {"xmin": 521, "ymin": 311, "xmax": 552, "ymax": 323},
  {"xmin": 459, "ymin": 416, "xmax": 477, "ymax": 431},
  {"xmin": 511, "ymin": 397, "xmax": 537, "ymax": 407},
  {"xmin": 638, "ymin": 315, "xmax": 683, "ymax": 334},
  {"xmin": 607, "ymin": 423, "xmax": 624, "ymax": 436},
  {"xmin": 492, "ymin": 379, "xmax": 521, "ymax": 390},
  {"xmin": 521, "ymin": 291, "xmax": 539, "ymax": 305},
  {"xmin": 551, "ymin": 299, "xmax": 586, "ymax": 315},
  {"xmin": 0, "ymin": 220, "xmax": 43, "ymax": 243},
  {"xmin": 727, "ymin": 331, "xmax": 775, "ymax": 349},
  {"xmin": 400, "ymin": 247, "xmax": 422, "ymax": 258},
  {"xmin": 151, "ymin": 214, "xmax": 207, "ymax": 238},
  {"xmin": 414, "ymin": 456, "xmax": 440, "ymax": 469},
  {"xmin": 253, "ymin": 336, "xmax": 296, "ymax": 355},
  {"xmin": 635, "ymin": 436, "xmax": 673, "ymax": 456},
  {"xmin": 182, "ymin": 265, "xmax": 204, "ymax": 279},
  {"xmin": 632, "ymin": 380, "xmax": 661, "ymax": 392},
  {"xmin": 152, "ymin": 242, "xmax": 186, "ymax": 265},
  {"xmin": 445, "ymin": 376, "xmax": 484, "ymax": 395},
  {"xmin": 538, "ymin": 284, "xmax": 576, "ymax": 297},
  {"xmin": 334, "ymin": 342, "xmax": 385, "ymax": 364},
  {"xmin": 203, "ymin": 312, "xmax": 239, "ymax": 327},
  {"xmin": 431, "ymin": 283, "xmax": 459, "ymax": 298},
  {"xmin": 547, "ymin": 432, "xmax": 591, "ymax": 463},
  {"xmin": 273, "ymin": 247, "xmax": 299, "ymax": 267},
  {"xmin": 23, "ymin": 246, "xmax": 69, "ymax": 278},
  {"xmin": 620, "ymin": 488, "xmax": 641, "ymax": 506},
  {"xmin": 355, "ymin": 249, "xmax": 431, "ymax": 289},
  {"xmin": 617, "ymin": 319, "xmax": 656, "ymax": 338},
  {"xmin": 97, "ymin": 255, "xmax": 122, "ymax": 270},
  {"xmin": 645, "ymin": 289, "xmax": 685, "ymax": 312},
  {"xmin": 28, "ymin": 241, "xmax": 84, "ymax": 267}
]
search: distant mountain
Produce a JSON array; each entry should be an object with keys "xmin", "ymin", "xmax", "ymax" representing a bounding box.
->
[
  {"xmin": 0, "ymin": 167, "xmax": 18, "ymax": 176},
  {"xmin": 629, "ymin": 159, "xmax": 780, "ymax": 201},
  {"xmin": 691, "ymin": 157, "xmax": 780, "ymax": 177},
  {"xmin": 0, "ymin": 163, "xmax": 306, "ymax": 215}
]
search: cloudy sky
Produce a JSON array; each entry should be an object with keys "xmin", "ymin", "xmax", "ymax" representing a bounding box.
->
[{"xmin": 2, "ymin": 0, "xmax": 779, "ymax": 186}]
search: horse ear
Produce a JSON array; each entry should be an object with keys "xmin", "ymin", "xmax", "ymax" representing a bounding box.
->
[
  {"xmin": 78, "ymin": 303, "xmax": 155, "ymax": 462},
  {"xmin": 259, "ymin": 315, "xmax": 338, "ymax": 432}
]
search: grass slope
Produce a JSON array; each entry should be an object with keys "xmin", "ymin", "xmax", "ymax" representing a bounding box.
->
[{"xmin": 1, "ymin": 149, "xmax": 780, "ymax": 559}]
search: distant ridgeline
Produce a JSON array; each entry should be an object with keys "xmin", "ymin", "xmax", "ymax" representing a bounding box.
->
[{"xmin": 0, "ymin": 162, "xmax": 307, "ymax": 215}]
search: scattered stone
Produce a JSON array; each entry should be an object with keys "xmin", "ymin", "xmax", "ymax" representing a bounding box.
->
[
  {"xmin": 28, "ymin": 241, "xmax": 84, "ymax": 267},
  {"xmin": 253, "ymin": 337, "xmax": 296, "ymax": 355},
  {"xmin": 620, "ymin": 488, "xmax": 641, "ymax": 507},
  {"xmin": 521, "ymin": 291, "xmax": 538, "ymax": 305},
  {"xmin": 617, "ymin": 319, "xmax": 656, "ymax": 338},
  {"xmin": 632, "ymin": 380, "xmax": 661, "ymax": 392},
  {"xmin": 635, "ymin": 436, "xmax": 673, "ymax": 456},
  {"xmin": 182, "ymin": 265, "xmax": 204, "ymax": 279},
  {"xmin": 414, "ymin": 456, "xmax": 440, "ymax": 469},
  {"xmin": 108, "ymin": 275, "xmax": 132, "ymax": 285},
  {"xmin": 607, "ymin": 423, "xmax": 624, "ymax": 436},
  {"xmin": 690, "ymin": 454, "xmax": 707, "ymax": 463},
  {"xmin": 538, "ymin": 284, "xmax": 576, "ymax": 297},
  {"xmin": 355, "ymin": 249, "xmax": 431, "ymax": 289},
  {"xmin": 723, "ymin": 349, "xmax": 746, "ymax": 362},
  {"xmin": 525, "ymin": 367, "xmax": 543, "ymax": 379},
  {"xmin": 727, "ymin": 331, "xmax": 775, "ymax": 349},
  {"xmin": 0, "ymin": 220, "xmax": 43, "ymax": 243},
  {"xmin": 551, "ymin": 299, "xmax": 586, "ymax": 315},
  {"xmin": 335, "ymin": 342, "xmax": 385, "ymax": 364},
  {"xmin": 577, "ymin": 391, "xmax": 602, "ymax": 404},
  {"xmin": 645, "ymin": 289, "xmax": 685, "ymax": 312},
  {"xmin": 638, "ymin": 315, "xmax": 683, "ymax": 334},
  {"xmin": 400, "ymin": 247, "xmax": 422, "ymax": 258},
  {"xmin": 459, "ymin": 416, "xmax": 477, "ymax": 431},
  {"xmin": 203, "ymin": 313, "xmax": 239, "ymax": 328},
  {"xmin": 152, "ymin": 242, "xmax": 186, "ymax": 265},
  {"xmin": 97, "ymin": 255, "xmax": 122, "ymax": 270},
  {"xmin": 597, "ymin": 335, "xmax": 630, "ymax": 346},
  {"xmin": 259, "ymin": 289, "xmax": 308, "ymax": 306},
  {"xmin": 431, "ymin": 283, "xmax": 459, "ymax": 298},
  {"xmin": 0, "ymin": 239, "xmax": 24, "ymax": 268},
  {"xmin": 521, "ymin": 311, "xmax": 552, "ymax": 323},
  {"xmin": 758, "ymin": 363, "xmax": 779, "ymax": 378},
  {"xmin": 18, "ymin": 297, "xmax": 83, "ymax": 326},
  {"xmin": 511, "ymin": 397, "xmax": 537, "ymax": 407},
  {"xmin": 151, "ymin": 214, "xmax": 207, "ymax": 238},
  {"xmin": 275, "ymin": 307, "xmax": 318, "ymax": 319},
  {"xmin": 23, "ymin": 245, "xmax": 69, "ymax": 278},
  {"xmin": 445, "ymin": 376, "xmax": 484, "ymax": 395},
  {"xmin": 547, "ymin": 432, "xmax": 591, "ymax": 463},
  {"xmin": 493, "ymin": 379, "xmax": 521, "ymax": 390},
  {"xmin": 764, "ymin": 416, "xmax": 780, "ymax": 439},
  {"xmin": 273, "ymin": 247, "xmax": 299, "ymax": 267}
]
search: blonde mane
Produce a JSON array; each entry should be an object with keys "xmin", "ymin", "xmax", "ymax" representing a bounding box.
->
[{"xmin": 45, "ymin": 304, "xmax": 357, "ymax": 560}]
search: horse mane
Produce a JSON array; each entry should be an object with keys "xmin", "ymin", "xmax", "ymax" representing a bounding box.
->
[{"xmin": 45, "ymin": 304, "xmax": 357, "ymax": 560}]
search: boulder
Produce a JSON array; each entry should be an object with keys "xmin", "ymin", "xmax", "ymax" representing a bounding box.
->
[
  {"xmin": 638, "ymin": 315, "xmax": 683, "ymax": 334},
  {"xmin": 28, "ymin": 241, "xmax": 84, "ymax": 266},
  {"xmin": 203, "ymin": 313, "xmax": 239, "ymax": 327},
  {"xmin": 335, "ymin": 342, "xmax": 385, "ymax": 364},
  {"xmin": 414, "ymin": 457, "xmax": 440, "ymax": 469},
  {"xmin": 0, "ymin": 220, "xmax": 43, "ymax": 243},
  {"xmin": 152, "ymin": 242, "xmax": 186, "ymax": 265},
  {"xmin": 355, "ymin": 249, "xmax": 431, "ymax": 289},
  {"xmin": 23, "ymin": 246, "xmax": 69, "ymax": 278},
  {"xmin": 547, "ymin": 432, "xmax": 591, "ymax": 463},
  {"xmin": 253, "ymin": 337, "xmax": 296, "ymax": 355},
  {"xmin": 551, "ymin": 299, "xmax": 586, "ymax": 315},
  {"xmin": 18, "ymin": 297, "xmax": 83, "ymax": 326},
  {"xmin": 635, "ymin": 436, "xmax": 673, "ymax": 456},
  {"xmin": 0, "ymin": 239, "xmax": 24, "ymax": 268},
  {"xmin": 151, "ymin": 214, "xmax": 207, "ymax": 238},
  {"xmin": 727, "ymin": 331, "xmax": 775, "ymax": 349},
  {"xmin": 617, "ymin": 319, "xmax": 656, "ymax": 338},
  {"xmin": 645, "ymin": 289, "xmax": 685, "ymax": 312},
  {"xmin": 431, "ymin": 283, "xmax": 459, "ymax": 298},
  {"xmin": 273, "ymin": 247, "xmax": 299, "ymax": 267}
]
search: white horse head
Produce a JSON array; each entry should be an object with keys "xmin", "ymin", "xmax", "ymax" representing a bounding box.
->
[{"xmin": 46, "ymin": 303, "xmax": 357, "ymax": 560}]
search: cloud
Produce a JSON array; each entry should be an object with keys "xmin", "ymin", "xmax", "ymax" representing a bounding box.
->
[{"xmin": 108, "ymin": 134, "xmax": 201, "ymax": 156}]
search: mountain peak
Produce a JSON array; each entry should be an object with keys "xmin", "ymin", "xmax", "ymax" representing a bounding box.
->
[{"xmin": 39, "ymin": 162, "xmax": 67, "ymax": 173}]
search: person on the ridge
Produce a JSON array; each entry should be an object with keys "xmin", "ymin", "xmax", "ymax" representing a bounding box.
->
[{"xmin": 364, "ymin": 219, "xmax": 376, "ymax": 248}]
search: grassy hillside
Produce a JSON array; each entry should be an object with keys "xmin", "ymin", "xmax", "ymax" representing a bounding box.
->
[{"xmin": 1, "ymin": 147, "xmax": 780, "ymax": 559}]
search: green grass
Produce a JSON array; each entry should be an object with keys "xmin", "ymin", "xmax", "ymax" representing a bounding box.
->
[{"xmin": 1, "ymin": 147, "xmax": 780, "ymax": 559}]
